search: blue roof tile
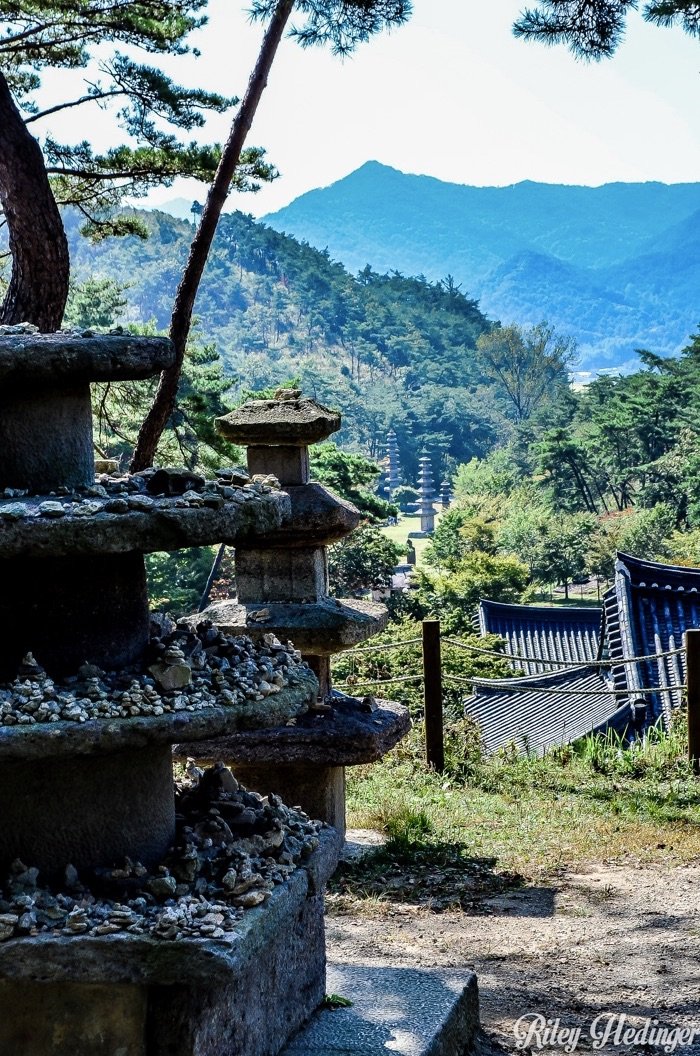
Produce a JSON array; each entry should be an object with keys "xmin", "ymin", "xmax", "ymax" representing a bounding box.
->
[{"xmin": 478, "ymin": 599, "xmax": 602, "ymax": 675}]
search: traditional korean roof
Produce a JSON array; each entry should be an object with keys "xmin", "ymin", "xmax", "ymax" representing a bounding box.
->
[
  {"xmin": 464, "ymin": 666, "xmax": 626, "ymax": 757},
  {"xmin": 603, "ymin": 553, "xmax": 696, "ymax": 724},
  {"xmin": 466, "ymin": 553, "xmax": 698, "ymax": 754},
  {"xmin": 478, "ymin": 599, "xmax": 602, "ymax": 675}
]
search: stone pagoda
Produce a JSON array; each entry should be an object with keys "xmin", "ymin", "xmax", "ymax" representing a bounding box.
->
[
  {"xmin": 409, "ymin": 452, "xmax": 436, "ymax": 537},
  {"xmin": 183, "ymin": 391, "xmax": 409, "ymax": 837},
  {"xmin": 0, "ymin": 334, "xmax": 336, "ymax": 1056},
  {"xmin": 440, "ymin": 478, "xmax": 452, "ymax": 509},
  {"xmin": 383, "ymin": 428, "xmax": 401, "ymax": 498}
]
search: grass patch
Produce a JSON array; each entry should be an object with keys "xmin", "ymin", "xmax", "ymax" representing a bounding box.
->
[
  {"xmin": 379, "ymin": 514, "xmax": 442, "ymax": 567},
  {"xmin": 333, "ymin": 713, "xmax": 700, "ymax": 912}
]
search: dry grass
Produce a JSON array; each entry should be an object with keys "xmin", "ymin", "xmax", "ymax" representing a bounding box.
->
[{"xmin": 333, "ymin": 718, "xmax": 700, "ymax": 911}]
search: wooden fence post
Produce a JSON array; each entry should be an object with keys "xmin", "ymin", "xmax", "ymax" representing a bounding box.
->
[
  {"xmin": 686, "ymin": 629, "xmax": 700, "ymax": 774},
  {"xmin": 422, "ymin": 619, "xmax": 444, "ymax": 772}
]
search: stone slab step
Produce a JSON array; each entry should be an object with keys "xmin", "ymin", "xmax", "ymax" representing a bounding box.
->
[{"xmin": 282, "ymin": 963, "xmax": 479, "ymax": 1056}]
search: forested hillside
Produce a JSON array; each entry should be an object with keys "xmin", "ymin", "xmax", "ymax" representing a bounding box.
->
[
  {"xmin": 64, "ymin": 206, "xmax": 542, "ymax": 480},
  {"xmin": 264, "ymin": 162, "xmax": 700, "ymax": 373}
]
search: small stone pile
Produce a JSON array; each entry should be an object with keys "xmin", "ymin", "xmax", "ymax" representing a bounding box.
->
[
  {"xmin": 0, "ymin": 622, "xmax": 308, "ymax": 727},
  {"xmin": 0, "ymin": 763, "xmax": 323, "ymax": 943},
  {"xmin": 0, "ymin": 464, "xmax": 281, "ymax": 520}
]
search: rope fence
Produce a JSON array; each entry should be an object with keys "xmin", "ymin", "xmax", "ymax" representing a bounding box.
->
[
  {"xmin": 333, "ymin": 619, "xmax": 698, "ymax": 772},
  {"xmin": 333, "ymin": 673, "xmax": 423, "ymax": 690},
  {"xmin": 341, "ymin": 631, "xmax": 684, "ymax": 670},
  {"xmin": 441, "ymin": 637, "xmax": 684, "ymax": 669},
  {"xmin": 337, "ymin": 637, "xmax": 422, "ymax": 655}
]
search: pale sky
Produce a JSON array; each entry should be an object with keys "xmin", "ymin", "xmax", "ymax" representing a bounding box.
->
[{"xmin": 38, "ymin": 1, "xmax": 700, "ymax": 215}]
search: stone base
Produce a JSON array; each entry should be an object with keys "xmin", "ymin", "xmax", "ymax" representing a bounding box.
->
[
  {"xmin": 0, "ymin": 831, "xmax": 338, "ymax": 1056},
  {"xmin": 283, "ymin": 965, "xmax": 480, "ymax": 1056},
  {"xmin": 233, "ymin": 762, "xmax": 347, "ymax": 841}
]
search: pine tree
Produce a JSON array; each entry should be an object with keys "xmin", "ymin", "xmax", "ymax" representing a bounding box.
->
[
  {"xmin": 513, "ymin": 1, "xmax": 699, "ymax": 60},
  {"xmin": 131, "ymin": 0, "xmax": 411, "ymax": 469},
  {"xmin": 0, "ymin": 1, "xmax": 273, "ymax": 329}
]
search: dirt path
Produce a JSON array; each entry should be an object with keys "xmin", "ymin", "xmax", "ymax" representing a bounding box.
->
[{"xmin": 326, "ymin": 840, "xmax": 700, "ymax": 1055}]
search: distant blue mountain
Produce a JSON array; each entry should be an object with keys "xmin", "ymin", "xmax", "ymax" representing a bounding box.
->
[{"xmin": 264, "ymin": 162, "xmax": 700, "ymax": 371}]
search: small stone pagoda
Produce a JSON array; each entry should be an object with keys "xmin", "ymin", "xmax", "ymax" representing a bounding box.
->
[
  {"xmin": 410, "ymin": 452, "xmax": 436, "ymax": 537},
  {"xmin": 0, "ymin": 334, "xmax": 336, "ymax": 1056},
  {"xmin": 182, "ymin": 391, "xmax": 409, "ymax": 837},
  {"xmin": 440, "ymin": 477, "xmax": 452, "ymax": 509},
  {"xmin": 383, "ymin": 428, "xmax": 401, "ymax": 498}
]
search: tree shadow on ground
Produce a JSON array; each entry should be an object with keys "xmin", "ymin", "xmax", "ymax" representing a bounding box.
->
[{"xmin": 329, "ymin": 838, "xmax": 555, "ymax": 915}]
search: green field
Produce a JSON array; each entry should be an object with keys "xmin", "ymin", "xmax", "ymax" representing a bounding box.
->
[{"xmin": 379, "ymin": 513, "xmax": 443, "ymax": 567}]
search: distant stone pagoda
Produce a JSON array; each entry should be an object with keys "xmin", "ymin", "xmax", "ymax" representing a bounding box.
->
[
  {"xmin": 440, "ymin": 478, "xmax": 452, "ymax": 509},
  {"xmin": 383, "ymin": 428, "xmax": 401, "ymax": 498},
  {"xmin": 409, "ymin": 452, "xmax": 436, "ymax": 537}
]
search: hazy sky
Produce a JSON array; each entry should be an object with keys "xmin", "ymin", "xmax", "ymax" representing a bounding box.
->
[{"xmin": 40, "ymin": 0, "xmax": 700, "ymax": 215}]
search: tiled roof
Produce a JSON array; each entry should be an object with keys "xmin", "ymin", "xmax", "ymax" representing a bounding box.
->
[
  {"xmin": 466, "ymin": 554, "xmax": 696, "ymax": 753},
  {"xmin": 603, "ymin": 553, "xmax": 697, "ymax": 725},
  {"xmin": 478, "ymin": 600, "xmax": 602, "ymax": 675},
  {"xmin": 464, "ymin": 666, "xmax": 624, "ymax": 756}
]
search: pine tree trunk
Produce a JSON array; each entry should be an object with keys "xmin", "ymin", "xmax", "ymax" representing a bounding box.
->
[
  {"xmin": 0, "ymin": 71, "xmax": 69, "ymax": 331},
  {"xmin": 130, "ymin": 0, "xmax": 295, "ymax": 471}
]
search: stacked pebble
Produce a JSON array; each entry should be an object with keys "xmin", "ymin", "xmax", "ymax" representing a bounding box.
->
[
  {"xmin": 0, "ymin": 464, "xmax": 281, "ymax": 521},
  {"xmin": 0, "ymin": 623, "xmax": 307, "ymax": 726},
  {"xmin": 0, "ymin": 764, "xmax": 323, "ymax": 943}
]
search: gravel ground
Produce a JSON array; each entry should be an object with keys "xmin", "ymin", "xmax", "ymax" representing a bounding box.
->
[{"xmin": 326, "ymin": 833, "xmax": 700, "ymax": 1056}]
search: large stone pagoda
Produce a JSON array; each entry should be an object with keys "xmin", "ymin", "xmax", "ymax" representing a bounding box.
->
[{"xmin": 0, "ymin": 334, "xmax": 336, "ymax": 1056}]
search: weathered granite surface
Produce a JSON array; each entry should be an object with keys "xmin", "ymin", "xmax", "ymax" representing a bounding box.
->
[
  {"xmin": 1, "ymin": 551, "xmax": 150, "ymax": 676},
  {"xmin": 0, "ymin": 488, "xmax": 290, "ymax": 558},
  {"xmin": 0, "ymin": 383, "xmax": 96, "ymax": 492},
  {"xmin": 0, "ymin": 670, "xmax": 317, "ymax": 761},
  {"xmin": 0, "ymin": 829, "xmax": 338, "ymax": 1056},
  {"xmin": 217, "ymin": 396, "xmax": 340, "ymax": 447},
  {"xmin": 190, "ymin": 598, "xmax": 388, "ymax": 654},
  {"xmin": 0, "ymin": 334, "xmax": 174, "ymax": 382},
  {"xmin": 0, "ymin": 743, "xmax": 176, "ymax": 873},
  {"xmin": 175, "ymin": 695, "xmax": 410, "ymax": 767},
  {"xmin": 243, "ymin": 483, "xmax": 361, "ymax": 548}
]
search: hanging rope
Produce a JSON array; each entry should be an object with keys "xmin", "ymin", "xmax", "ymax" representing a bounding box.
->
[
  {"xmin": 442, "ymin": 636, "xmax": 685, "ymax": 670},
  {"xmin": 333, "ymin": 673, "xmax": 424, "ymax": 690},
  {"xmin": 446, "ymin": 673, "xmax": 686, "ymax": 697},
  {"xmin": 340, "ymin": 637, "xmax": 422, "ymax": 655}
]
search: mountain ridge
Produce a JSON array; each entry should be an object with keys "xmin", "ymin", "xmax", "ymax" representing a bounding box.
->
[{"xmin": 263, "ymin": 163, "xmax": 700, "ymax": 370}]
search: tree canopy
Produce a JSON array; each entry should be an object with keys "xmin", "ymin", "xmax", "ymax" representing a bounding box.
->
[
  {"xmin": 476, "ymin": 322, "xmax": 574, "ymax": 423},
  {"xmin": 0, "ymin": 0, "xmax": 410, "ymax": 336},
  {"xmin": 0, "ymin": 2, "xmax": 281, "ymax": 327},
  {"xmin": 0, "ymin": 1, "xmax": 270, "ymax": 226},
  {"xmin": 514, "ymin": 1, "xmax": 700, "ymax": 59}
]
